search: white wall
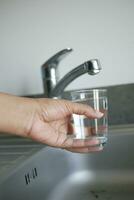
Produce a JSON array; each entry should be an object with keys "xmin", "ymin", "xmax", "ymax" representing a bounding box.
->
[{"xmin": 0, "ymin": 0, "xmax": 134, "ymax": 95}]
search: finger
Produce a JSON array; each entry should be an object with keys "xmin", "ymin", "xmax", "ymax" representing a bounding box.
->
[
  {"xmin": 63, "ymin": 100, "xmax": 103, "ymax": 119},
  {"xmin": 65, "ymin": 146, "xmax": 103, "ymax": 153},
  {"xmin": 71, "ymin": 138, "xmax": 100, "ymax": 148},
  {"xmin": 62, "ymin": 137, "xmax": 100, "ymax": 148}
]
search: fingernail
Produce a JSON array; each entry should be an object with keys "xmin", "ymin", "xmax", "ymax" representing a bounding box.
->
[
  {"xmin": 95, "ymin": 111, "xmax": 104, "ymax": 118},
  {"xmin": 95, "ymin": 145, "xmax": 104, "ymax": 150},
  {"xmin": 88, "ymin": 145, "xmax": 103, "ymax": 152},
  {"xmin": 98, "ymin": 146, "xmax": 104, "ymax": 151}
]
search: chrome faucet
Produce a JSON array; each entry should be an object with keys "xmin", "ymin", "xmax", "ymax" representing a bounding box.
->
[{"xmin": 41, "ymin": 48, "xmax": 101, "ymax": 97}]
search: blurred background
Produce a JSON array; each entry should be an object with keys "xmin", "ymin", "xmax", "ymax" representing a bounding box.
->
[{"xmin": 0, "ymin": 0, "xmax": 134, "ymax": 95}]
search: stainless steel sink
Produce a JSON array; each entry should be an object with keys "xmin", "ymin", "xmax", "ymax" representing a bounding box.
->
[{"xmin": 0, "ymin": 124, "xmax": 134, "ymax": 200}]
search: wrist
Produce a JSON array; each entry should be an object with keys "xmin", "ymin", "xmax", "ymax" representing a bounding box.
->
[{"xmin": 0, "ymin": 93, "xmax": 36, "ymax": 136}]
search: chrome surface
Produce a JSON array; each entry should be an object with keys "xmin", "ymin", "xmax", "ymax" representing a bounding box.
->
[
  {"xmin": 0, "ymin": 133, "xmax": 43, "ymax": 180},
  {"xmin": 41, "ymin": 48, "xmax": 101, "ymax": 97},
  {"xmin": 0, "ymin": 124, "xmax": 134, "ymax": 199},
  {"xmin": 41, "ymin": 48, "xmax": 73, "ymax": 97}
]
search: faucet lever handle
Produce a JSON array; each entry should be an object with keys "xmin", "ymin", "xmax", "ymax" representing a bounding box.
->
[{"xmin": 42, "ymin": 48, "xmax": 73, "ymax": 68}]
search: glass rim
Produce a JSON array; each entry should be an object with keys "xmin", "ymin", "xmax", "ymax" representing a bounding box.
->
[
  {"xmin": 69, "ymin": 88, "xmax": 107, "ymax": 94},
  {"xmin": 53, "ymin": 88, "xmax": 107, "ymax": 99}
]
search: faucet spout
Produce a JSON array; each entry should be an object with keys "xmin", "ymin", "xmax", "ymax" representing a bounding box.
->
[
  {"xmin": 41, "ymin": 48, "xmax": 101, "ymax": 97},
  {"xmin": 50, "ymin": 59, "xmax": 101, "ymax": 97}
]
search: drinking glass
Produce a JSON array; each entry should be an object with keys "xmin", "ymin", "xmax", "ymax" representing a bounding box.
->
[{"xmin": 61, "ymin": 89, "xmax": 108, "ymax": 146}]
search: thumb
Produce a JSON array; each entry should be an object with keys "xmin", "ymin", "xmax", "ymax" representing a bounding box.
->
[{"xmin": 64, "ymin": 100, "xmax": 104, "ymax": 119}]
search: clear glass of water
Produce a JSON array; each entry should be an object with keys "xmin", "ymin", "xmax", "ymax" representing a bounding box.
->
[{"xmin": 62, "ymin": 89, "xmax": 108, "ymax": 146}]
